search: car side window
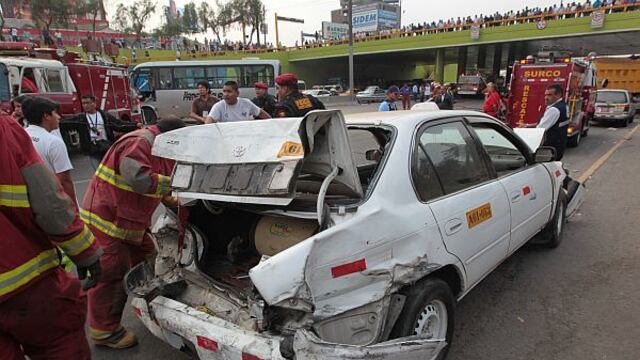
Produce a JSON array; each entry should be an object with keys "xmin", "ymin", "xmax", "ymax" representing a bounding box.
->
[
  {"xmin": 470, "ymin": 124, "xmax": 527, "ymax": 177},
  {"xmin": 413, "ymin": 121, "xmax": 491, "ymax": 200}
]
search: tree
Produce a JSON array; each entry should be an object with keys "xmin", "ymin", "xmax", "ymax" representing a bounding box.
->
[
  {"xmin": 182, "ymin": 2, "xmax": 198, "ymax": 34},
  {"xmin": 76, "ymin": 0, "xmax": 107, "ymax": 36},
  {"xmin": 30, "ymin": 0, "xmax": 71, "ymax": 31},
  {"xmin": 245, "ymin": 0, "xmax": 265, "ymax": 45},
  {"xmin": 110, "ymin": 0, "xmax": 156, "ymax": 46}
]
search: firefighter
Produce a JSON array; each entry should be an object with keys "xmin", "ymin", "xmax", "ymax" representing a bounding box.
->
[
  {"xmin": 252, "ymin": 82, "xmax": 277, "ymax": 117},
  {"xmin": 537, "ymin": 84, "xmax": 569, "ymax": 161},
  {"xmin": 82, "ymin": 116, "xmax": 185, "ymax": 348},
  {"xmin": 0, "ymin": 114, "xmax": 102, "ymax": 359},
  {"xmin": 274, "ymin": 73, "xmax": 325, "ymax": 118}
]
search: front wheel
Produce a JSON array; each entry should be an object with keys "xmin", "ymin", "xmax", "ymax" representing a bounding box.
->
[
  {"xmin": 532, "ymin": 192, "xmax": 567, "ymax": 248},
  {"xmin": 390, "ymin": 278, "xmax": 454, "ymax": 360},
  {"xmin": 567, "ymin": 129, "xmax": 581, "ymax": 148}
]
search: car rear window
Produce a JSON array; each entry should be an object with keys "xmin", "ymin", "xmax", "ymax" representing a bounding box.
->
[
  {"xmin": 459, "ymin": 76, "xmax": 480, "ymax": 84},
  {"xmin": 597, "ymin": 91, "xmax": 628, "ymax": 103}
]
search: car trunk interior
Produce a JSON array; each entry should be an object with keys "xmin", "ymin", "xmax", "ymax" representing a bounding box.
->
[{"xmin": 182, "ymin": 125, "xmax": 394, "ymax": 293}]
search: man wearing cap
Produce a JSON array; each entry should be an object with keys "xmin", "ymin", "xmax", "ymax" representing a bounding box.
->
[
  {"xmin": 252, "ymin": 82, "xmax": 277, "ymax": 117},
  {"xmin": 274, "ymin": 73, "xmax": 325, "ymax": 118},
  {"xmin": 379, "ymin": 86, "xmax": 399, "ymax": 112}
]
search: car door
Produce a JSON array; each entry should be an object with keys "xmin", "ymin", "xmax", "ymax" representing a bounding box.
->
[
  {"xmin": 467, "ymin": 118, "xmax": 553, "ymax": 253},
  {"xmin": 411, "ymin": 119, "xmax": 511, "ymax": 287}
]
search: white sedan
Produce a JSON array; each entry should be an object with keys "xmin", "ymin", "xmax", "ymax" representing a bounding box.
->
[{"xmin": 126, "ymin": 109, "xmax": 584, "ymax": 360}]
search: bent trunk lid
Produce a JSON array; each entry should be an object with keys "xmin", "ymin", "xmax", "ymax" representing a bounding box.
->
[{"xmin": 152, "ymin": 110, "xmax": 363, "ymax": 206}]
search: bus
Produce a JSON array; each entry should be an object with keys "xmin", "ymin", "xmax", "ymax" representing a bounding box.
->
[{"xmin": 131, "ymin": 59, "xmax": 280, "ymax": 120}]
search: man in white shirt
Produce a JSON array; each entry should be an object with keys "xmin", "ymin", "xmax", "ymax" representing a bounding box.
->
[
  {"xmin": 206, "ymin": 81, "xmax": 271, "ymax": 123},
  {"xmin": 537, "ymin": 84, "xmax": 569, "ymax": 160},
  {"xmin": 23, "ymin": 97, "xmax": 77, "ymax": 205}
]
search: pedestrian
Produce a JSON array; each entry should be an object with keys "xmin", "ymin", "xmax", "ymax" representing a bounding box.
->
[
  {"xmin": 252, "ymin": 82, "xmax": 277, "ymax": 117},
  {"xmin": 189, "ymin": 80, "xmax": 219, "ymax": 123},
  {"xmin": 0, "ymin": 113, "xmax": 102, "ymax": 360},
  {"xmin": 273, "ymin": 73, "xmax": 326, "ymax": 118},
  {"xmin": 82, "ymin": 116, "xmax": 186, "ymax": 349},
  {"xmin": 412, "ymin": 83, "xmax": 419, "ymax": 103},
  {"xmin": 55, "ymin": 31, "xmax": 63, "ymax": 47},
  {"xmin": 423, "ymin": 81, "xmax": 432, "ymax": 102},
  {"xmin": 400, "ymin": 83, "xmax": 412, "ymax": 110},
  {"xmin": 23, "ymin": 97, "xmax": 77, "ymax": 204},
  {"xmin": 206, "ymin": 81, "xmax": 270, "ymax": 123},
  {"xmin": 482, "ymin": 82, "xmax": 503, "ymax": 118},
  {"xmin": 537, "ymin": 84, "xmax": 569, "ymax": 160},
  {"xmin": 11, "ymin": 95, "xmax": 27, "ymax": 127},
  {"xmin": 11, "ymin": 27, "xmax": 18, "ymax": 42},
  {"xmin": 74, "ymin": 95, "xmax": 139, "ymax": 165},
  {"xmin": 379, "ymin": 86, "xmax": 399, "ymax": 111}
]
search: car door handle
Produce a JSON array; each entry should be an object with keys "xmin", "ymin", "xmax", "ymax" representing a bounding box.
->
[
  {"xmin": 445, "ymin": 218, "xmax": 463, "ymax": 236},
  {"xmin": 510, "ymin": 190, "xmax": 521, "ymax": 203}
]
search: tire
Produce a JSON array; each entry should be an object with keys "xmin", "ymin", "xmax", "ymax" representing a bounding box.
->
[
  {"xmin": 533, "ymin": 192, "xmax": 567, "ymax": 248},
  {"xmin": 142, "ymin": 107, "xmax": 158, "ymax": 125},
  {"xmin": 390, "ymin": 278, "xmax": 455, "ymax": 359},
  {"xmin": 567, "ymin": 128, "xmax": 581, "ymax": 148},
  {"xmin": 620, "ymin": 116, "xmax": 629, "ymax": 128}
]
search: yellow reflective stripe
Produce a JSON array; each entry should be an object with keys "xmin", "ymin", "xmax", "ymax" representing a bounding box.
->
[
  {"xmin": 54, "ymin": 224, "xmax": 95, "ymax": 257},
  {"xmin": 0, "ymin": 249, "xmax": 60, "ymax": 297},
  {"xmin": 0, "ymin": 184, "xmax": 30, "ymax": 208},
  {"xmin": 155, "ymin": 174, "xmax": 172, "ymax": 196},
  {"xmin": 80, "ymin": 208, "xmax": 145, "ymax": 242},
  {"xmin": 95, "ymin": 164, "xmax": 162, "ymax": 198}
]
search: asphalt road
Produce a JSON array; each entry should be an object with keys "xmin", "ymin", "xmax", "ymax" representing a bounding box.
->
[{"xmin": 81, "ymin": 99, "xmax": 640, "ymax": 360}]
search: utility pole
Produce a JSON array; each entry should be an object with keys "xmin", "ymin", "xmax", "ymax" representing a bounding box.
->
[
  {"xmin": 348, "ymin": 0, "xmax": 354, "ymax": 102},
  {"xmin": 275, "ymin": 13, "xmax": 280, "ymax": 48}
]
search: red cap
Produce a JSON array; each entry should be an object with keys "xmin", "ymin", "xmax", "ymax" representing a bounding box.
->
[
  {"xmin": 275, "ymin": 73, "xmax": 298, "ymax": 87},
  {"xmin": 254, "ymin": 82, "xmax": 268, "ymax": 89}
]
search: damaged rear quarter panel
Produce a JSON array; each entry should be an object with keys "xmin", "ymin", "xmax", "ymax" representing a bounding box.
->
[{"xmin": 250, "ymin": 130, "xmax": 464, "ymax": 319}]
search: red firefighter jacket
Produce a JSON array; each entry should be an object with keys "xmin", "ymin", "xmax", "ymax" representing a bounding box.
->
[
  {"xmin": 0, "ymin": 115, "xmax": 101, "ymax": 303},
  {"xmin": 81, "ymin": 125, "xmax": 173, "ymax": 244}
]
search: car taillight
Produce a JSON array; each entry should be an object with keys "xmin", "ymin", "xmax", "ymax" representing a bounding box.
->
[
  {"xmin": 624, "ymin": 105, "xmax": 630, "ymax": 112},
  {"xmin": 197, "ymin": 336, "xmax": 219, "ymax": 352}
]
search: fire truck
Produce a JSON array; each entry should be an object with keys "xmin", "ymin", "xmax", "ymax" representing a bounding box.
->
[
  {"xmin": 0, "ymin": 42, "xmax": 145, "ymax": 152},
  {"xmin": 506, "ymin": 51, "xmax": 597, "ymax": 148}
]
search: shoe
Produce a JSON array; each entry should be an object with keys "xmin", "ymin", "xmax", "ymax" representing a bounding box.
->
[{"xmin": 93, "ymin": 328, "xmax": 138, "ymax": 349}]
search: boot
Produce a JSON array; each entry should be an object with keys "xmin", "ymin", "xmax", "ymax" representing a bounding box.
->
[{"xmin": 93, "ymin": 328, "xmax": 138, "ymax": 349}]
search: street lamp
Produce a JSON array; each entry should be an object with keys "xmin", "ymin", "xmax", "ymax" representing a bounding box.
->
[{"xmin": 347, "ymin": 0, "xmax": 354, "ymax": 102}]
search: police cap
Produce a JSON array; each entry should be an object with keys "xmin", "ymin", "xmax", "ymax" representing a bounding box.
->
[{"xmin": 275, "ymin": 73, "xmax": 298, "ymax": 87}]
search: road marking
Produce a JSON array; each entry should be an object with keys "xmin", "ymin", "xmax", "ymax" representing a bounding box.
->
[{"xmin": 578, "ymin": 124, "xmax": 639, "ymax": 184}]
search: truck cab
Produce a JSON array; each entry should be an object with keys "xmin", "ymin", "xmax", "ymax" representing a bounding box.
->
[{"xmin": 506, "ymin": 52, "xmax": 597, "ymax": 148}]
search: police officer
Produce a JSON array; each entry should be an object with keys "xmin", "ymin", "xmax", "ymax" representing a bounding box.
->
[
  {"xmin": 537, "ymin": 84, "xmax": 569, "ymax": 160},
  {"xmin": 251, "ymin": 82, "xmax": 277, "ymax": 117},
  {"xmin": 274, "ymin": 73, "xmax": 325, "ymax": 118}
]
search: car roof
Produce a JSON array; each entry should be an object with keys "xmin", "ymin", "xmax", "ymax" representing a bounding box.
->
[
  {"xmin": 597, "ymin": 89, "xmax": 629, "ymax": 93},
  {"xmin": 0, "ymin": 57, "xmax": 64, "ymax": 68},
  {"xmin": 344, "ymin": 110, "xmax": 491, "ymax": 127}
]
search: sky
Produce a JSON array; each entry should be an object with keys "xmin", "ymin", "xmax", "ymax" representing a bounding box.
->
[{"xmin": 106, "ymin": 0, "xmax": 566, "ymax": 45}]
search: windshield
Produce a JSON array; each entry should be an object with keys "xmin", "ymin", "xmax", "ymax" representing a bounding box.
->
[
  {"xmin": 459, "ymin": 76, "xmax": 481, "ymax": 84},
  {"xmin": 597, "ymin": 91, "xmax": 628, "ymax": 103},
  {"xmin": 0, "ymin": 64, "xmax": 10, "ymax": 101}
]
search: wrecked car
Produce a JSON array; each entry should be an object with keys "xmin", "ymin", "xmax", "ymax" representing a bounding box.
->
[{"xmin": 125, "ymin": 109, "xmax": 585, "ymax": 360}]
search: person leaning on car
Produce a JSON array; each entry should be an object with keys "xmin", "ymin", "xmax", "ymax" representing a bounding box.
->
[{"xmin": 537, "ymin": 84, "xmax": 569, "ymax": 161}]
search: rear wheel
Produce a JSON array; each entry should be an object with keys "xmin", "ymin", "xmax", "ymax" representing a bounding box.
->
[
  {"xmin": 390, "ymin": 278, "xmax": 454, "ymax": 360},
  {"xmin": 620, "ymin": 116, "xmax": 629, "ymax": 128}
]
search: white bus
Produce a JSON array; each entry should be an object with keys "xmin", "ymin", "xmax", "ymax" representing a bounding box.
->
[{"xmin": 131, "ymin": 59, "xmax": 280, "ymax": 121}]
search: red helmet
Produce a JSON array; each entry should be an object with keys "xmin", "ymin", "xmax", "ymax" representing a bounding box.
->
[
  {"xmin": 275, "ymin": 73, "xmax": 298, "ymax": 87},
  {"xmin": 254, "ymin": 82, "xmax": 268, "ymax": 89}
]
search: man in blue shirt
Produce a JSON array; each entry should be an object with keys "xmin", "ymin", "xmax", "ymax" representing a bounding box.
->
[{"xmin": 379, "ymin": 86, "xmax": 400, "ymax": 112}]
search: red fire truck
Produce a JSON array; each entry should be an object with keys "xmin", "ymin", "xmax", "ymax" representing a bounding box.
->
[
  {"xmin": 0, "ymin": 43, "xmax": 144, "ymax": 151},
  {"xmin": 506, "ymin": 51, "xmax": 597, "ymax": 147}
]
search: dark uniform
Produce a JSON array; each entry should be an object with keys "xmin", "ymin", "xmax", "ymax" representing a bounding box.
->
[
  {"xmin": 252, "ymin": 94, "xmax": 277, "ymax": 117},
  {"xmin": 274, "ymin": 91, "xmax": 326, "ymax": 118},
  {"xmin": 542, "ymin": 100, "xmax": 569, "ymax": 161}
]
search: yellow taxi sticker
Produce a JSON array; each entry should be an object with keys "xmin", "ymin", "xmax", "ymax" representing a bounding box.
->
[
  {"xmin": 294, "ymin": 97, "xmax": 313, "ymax": 110},
  {"xmin": 277, "ymin": 141, "xmax": 304, "ymax": 158},
  {"xmin": 466, "ymin": 203, "xmax": 492, "ymax": 229}
]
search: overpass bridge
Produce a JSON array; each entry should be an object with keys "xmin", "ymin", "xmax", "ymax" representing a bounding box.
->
[{"xmin": 120, "ymin": 9, "xmax": 640, "ymax": 88}]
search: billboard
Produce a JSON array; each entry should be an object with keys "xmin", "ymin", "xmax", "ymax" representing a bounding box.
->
[
  {"xmin": 352, "ymin": 8, "xmax": 378, "ymax": 32},
  {"xmin": 322, "ymin": 21, "xmax": 349, "ymax": 40},
  {"xmin": 378, "ymin": 9, "xmax": 399, "ymax": 29}
]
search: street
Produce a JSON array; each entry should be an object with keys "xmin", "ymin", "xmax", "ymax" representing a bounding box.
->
[{"xmin": 83, "ymin": 99, "xmax": 640, "ymax": 360}]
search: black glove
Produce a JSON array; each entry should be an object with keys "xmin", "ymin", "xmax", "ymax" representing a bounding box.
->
[{"xmin": 78, "ymin": 259, "xmax": 102, "ymax": 291}]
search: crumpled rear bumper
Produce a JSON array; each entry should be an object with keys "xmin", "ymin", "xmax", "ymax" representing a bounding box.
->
[{"xmin": 130, "ymin": 296, "xmax": 445, "ymax": 360}]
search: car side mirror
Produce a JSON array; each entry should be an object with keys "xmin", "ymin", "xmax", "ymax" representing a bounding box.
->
[{"xmin": 535, "ymin": 146, "xmax": 556, "ymax": 162}]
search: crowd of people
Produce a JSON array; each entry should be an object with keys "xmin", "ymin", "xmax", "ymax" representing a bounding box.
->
[{"xmin": 378, "ymin": 81, "xmax": 456, "ymax": 112}]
